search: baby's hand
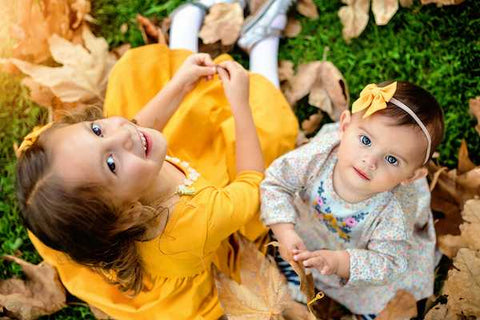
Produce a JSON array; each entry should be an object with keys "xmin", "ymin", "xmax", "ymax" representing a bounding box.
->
[
  {"xmin": 172, "ymin": 53, "xmax": 216, "ymax": 94},
  {"xmin": 293, "ymin": 249, "xmax": 350, "ymax": 277},
  {"xmin": 270, "ymin": 223, "xmax": 306, "ymax": 261},
  {"xmin": 216, "ymin": 61, "xmax": 250, "ymax": 113}
]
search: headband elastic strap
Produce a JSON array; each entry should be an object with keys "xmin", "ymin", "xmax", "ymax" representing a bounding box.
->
[{"xmin": 389, "ymin": 97, "xmax": 431, "ymax": 164}]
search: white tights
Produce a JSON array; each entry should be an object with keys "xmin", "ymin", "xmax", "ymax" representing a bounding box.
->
[{"xmin": 169, "ymin": 4, "xmax": 286, "ymax": 88}]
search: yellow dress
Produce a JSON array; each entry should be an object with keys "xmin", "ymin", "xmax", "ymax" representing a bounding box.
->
[{"xmin": 28, "ymin": 44, "xmax": 298, "ymax": 319}]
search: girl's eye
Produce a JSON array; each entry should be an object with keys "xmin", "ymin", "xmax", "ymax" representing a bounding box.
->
[
  {"xmin": 106, "ymin": 155, "xmax": 116, "ymax": 173},
  {"xmin": 360, "ymin": 135, "xmax": 371, "ymax": 146},
  {"xmin": 91, "ymin": 123, "xmax": 102, "ymax": 136},
  {"xmin": 385, "ymin": 155, "xmax": 398, "ymax": 166}
]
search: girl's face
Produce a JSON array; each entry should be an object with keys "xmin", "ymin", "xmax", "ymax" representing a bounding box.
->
[
  {"xmin": 334, "ymin": 110, "xmax": 428, "ymax": 202},
  {"xmin": 44, "ymin": 117, "xmax": 167, "ymax": 206}
]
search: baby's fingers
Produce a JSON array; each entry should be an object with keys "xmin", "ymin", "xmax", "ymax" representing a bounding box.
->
[
  {"xmin": 293, "ymin": 250, "xmax": 314, "ymax": 262},
  {"xmin": 302, "ymin": 256, "xmax": 326, "ymax": 269}
]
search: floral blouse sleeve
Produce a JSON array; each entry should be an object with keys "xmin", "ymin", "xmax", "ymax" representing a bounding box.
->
[
  {"xmin": 345, "ymin": 200, "xmax": 409, "ymax": 286},
  {"xmin": 260, "ymin": 133, "xmax": 334, "ymax": 226}
]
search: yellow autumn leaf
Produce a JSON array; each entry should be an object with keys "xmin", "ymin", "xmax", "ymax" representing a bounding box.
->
[
  {"xmin": 6, "ymin": 26, "xmax": 116, "ymax": 109},
  {"xmin": 214, "ymin": 236, "xmax": 291, "ymax": 319}
]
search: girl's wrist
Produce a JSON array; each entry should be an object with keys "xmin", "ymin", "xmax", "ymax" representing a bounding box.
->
[{"xmin": 334, "ymin": 250, "xmax": 350, "ymax": 279}]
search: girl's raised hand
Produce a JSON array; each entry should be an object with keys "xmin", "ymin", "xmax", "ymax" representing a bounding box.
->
[
  {"xmin": 172, "ymin": 53, "xmax": 216, "ymax": 94},
  {"xmin": 216, "ymin": 61, "xmax": 250, "ymax": 113}
]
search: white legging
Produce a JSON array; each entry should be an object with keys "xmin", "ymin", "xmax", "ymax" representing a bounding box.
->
[{"xmin": 169, "ymin": 4, "xmax": 285, "ymax": 88}]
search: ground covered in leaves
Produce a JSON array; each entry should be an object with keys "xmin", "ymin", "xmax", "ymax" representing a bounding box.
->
[{"xmin": 0, "ymin": 0, "xmax": 479, "ymax": 319}]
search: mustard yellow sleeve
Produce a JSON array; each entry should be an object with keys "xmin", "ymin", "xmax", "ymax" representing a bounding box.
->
[{"xmin": 204, "ymin": 171, "xmax": 264, "ymax": 250}]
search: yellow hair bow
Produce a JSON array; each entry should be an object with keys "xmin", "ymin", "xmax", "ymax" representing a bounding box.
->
[
  {"xmin": 17, "ymin": 122, "xmax": 54, "ymax": 156},
  {"xmin": 352, "ymin": 82, "xmax": 397, "ymax": 118}
]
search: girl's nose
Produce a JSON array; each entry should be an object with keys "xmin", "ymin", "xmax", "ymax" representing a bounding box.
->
[
  {"xmin": 109, "ymin": 124, "xmax": 134, "ymax": 151},
  {"xmin": 362, "ymin": 154, "xmax": 377, "ymax": 170}
]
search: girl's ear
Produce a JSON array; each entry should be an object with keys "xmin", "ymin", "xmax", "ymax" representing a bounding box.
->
[
  {"xmin": 339, "ymin": 110, "xmax": 352, "ymax": 136},
  {"xmin": 401, "ymin": 167, "xmax": 428, "ymax": 185}
]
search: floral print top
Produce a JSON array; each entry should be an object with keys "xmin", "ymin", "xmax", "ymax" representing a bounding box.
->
[{"xmin": 260, "ymin": 123, "xmax": 436, "ymax": 314}]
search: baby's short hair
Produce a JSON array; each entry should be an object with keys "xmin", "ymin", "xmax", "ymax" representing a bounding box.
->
[{"xmin": 376, "ymin": 80, "xmax": 444, "ymax": 160}]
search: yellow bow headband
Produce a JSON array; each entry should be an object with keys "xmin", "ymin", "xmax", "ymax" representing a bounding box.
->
[
  {"xmin": 17, "ymin": 122, "xmax": 54, "ymax": 156},
  {"xmin": 351, "ymin": 82, "xmax": 432, "ymax": 164}
]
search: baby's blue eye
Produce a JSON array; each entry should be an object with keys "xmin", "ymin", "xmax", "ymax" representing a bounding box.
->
[
  {"xmin": 91, "ymin": 123, "xmax": 102, "ymax": 136},
  {"xmin": 360, "ymin": 135, "xmax": 371, "ymax": 146},
  {"xmin": 106, "ymin": 155, "xmax": 116, "ymax": 173},
  {"xmin": 385, "ymin": 155, "xmax": 398, "ymax": 166}
]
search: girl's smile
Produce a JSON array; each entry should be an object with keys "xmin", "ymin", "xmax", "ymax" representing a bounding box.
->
[{"xmin": 45, "ymin": 117, "xmax": 170, "ymax": 206}]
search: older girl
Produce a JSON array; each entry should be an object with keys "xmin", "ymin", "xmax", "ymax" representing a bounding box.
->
[{"xmin": 16, "ymin": 0, "xmax": 296, "ymax": 318}]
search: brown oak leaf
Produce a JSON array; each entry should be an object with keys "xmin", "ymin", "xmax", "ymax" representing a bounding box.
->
[
  {"xmin": 199, "ymin": 3, "xmax": 243, "ymax": 46},
  {"xmin": 438, "ymin": 199, "xmax": 480, "ymax": 258},
  {"xmin": 377, "ymin": 290, "xmax": 417, "ymax": 320},
  {"xmin": 457, "ymin": 139, "xmax": 476, "ymax": 175},
  {"xmin": 372, "ymin": 0, "xmax": 399, "ymax": 25},
  {"xmin": 6, "ymin": 26, "xmax": 117, "ymax": 112},
  {"xmin": 428, "ymin": 142, "xmax": 480, "ymax": 243},
  {"xmin": 0, "ymin": 256, "xmax": 66, "ymax": 320},
  {"xmin": 1, "ymin": 0, "xmax": 90, "ymax": 63},
  {"xmin": 284, "ymin": 17, "xmax": 302, "ymax": 38},
  {"xmin": 426, "ymin": 248, "xmax": 480, "ymax": 319},
  {"xmin": 297, "ymin": 0, "xmax": 319, "ymax": 19},
  {"xmin": 399, "ymin": 0, "xmax": 414, "ymax": 7},
  {"xmin": 421, "ymin": 0, "xmax": 465, "ymax": 6},
  {"xmin": 338, "ymin": 0, "xmax": 370, "ymax": 42},
  {"xmin": 214, "ymin": 236, "xmax": 291, "ymax": 319},
  {"xmin": 278, "ymin": 60, "xmax": 295, "ymax": 83}
]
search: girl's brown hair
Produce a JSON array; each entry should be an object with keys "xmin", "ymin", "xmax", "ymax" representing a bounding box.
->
[
  {"xmin": 16, "ymin": 107, "xmax": 160, "ymax": 294},
  {"xmin": 376, "ymin": 81, "xmax": 444, "ymax": 161}
]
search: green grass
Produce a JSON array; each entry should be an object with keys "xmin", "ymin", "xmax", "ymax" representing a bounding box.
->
[{"xmin": 0, "ymin": 0, "xmax": 479, "ymax": 318}]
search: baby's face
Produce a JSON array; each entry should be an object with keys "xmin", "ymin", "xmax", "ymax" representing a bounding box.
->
[
  {"xmin": 334, "ymin": 111, "xmax": 428, "ymax": 202},
  {"xmin": 44, "ymin": 116, "xmax": 168, "ymax": 206}
]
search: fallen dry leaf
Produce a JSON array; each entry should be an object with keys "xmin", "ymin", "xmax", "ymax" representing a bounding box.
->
[
  {"xmin": 7, "ymin": 26, "xmax": 116, "ymax": 111},
  {"xmin": 1, "ymin": 0, "xmax": 90, "ymax": 63},
  {"xmin": 266, "ymin": 241, "xmax": 330, "ymax": 319},
  {"xmin": 313, "ymin": 61, "xmax": 349, "ymax": 121},
  {"xmin": 297, "ymin": 0, "xmax": 319, "ymax": 19},
  {"xmin": 284, "ymin": 61, "xmax": 322, "ymax": 105},
  {"xmin": 377, "ymin": 290, "xmax": 417, "ymax": 320},
  {"xmin": 199, "ymin": 3, "xmax": 243, "ymax": 46},
  {"xmin": 69, "ymin": 0, "xmax": 91, "ymax": 29},
  {"xmin": 283, "ymin": 60, "xmax": 349, "ymax": 121},
  {"xmin": 215, "ymin": 236, "xmax": 291, "ymax": 319},
  {"xmin": 284, "ymin": 17, "xmax": 302, "ymax": 38},
  {"xmin": 302, "ymin": 112, "xmax": 324, "ymax": 135},
  {"xmin": 338, "ymin": 0, "xmax": 370, "ymax": 42},
  {"xmin": 469, "ymin": 96, "xmax": 480, "ymax": 135},
  {"xmin": 399, "ymin": 0, "xmax": 414, "ymax": 7},
  {"xmin": 372, "ymin": 0, "xmax": 399, "ymax": 25},
  {"xmin": 421, "ymin": 0, "xmax": 464, "ymax": 6},
  {"xmin": 278, "ymin": 60, "xmax": 295, "ymax": 83},
  {"xmin": 137, "ymin": 14, "xmax": 160, "ymax": 44},
  {"xmin": 283, "ymin": 300, "xmax": 317, "ymax": 320},
  {"xmin": 0, "ymin": 256, "xmax": 66, "ymax": 320},
  {"xmin": 457, "ymin": 139, "xmax": 476, "ymax": 174},
  {"xmin": 438, "ymin": 199, "xmax": 480, "ymax": 258},
  {"xmin": 428, "ymin": 248, "xmax": 480, "ymax": 319},
  {"xmin": 428, "ymin": 141, "xmax": 480, "ymax": 243}
]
